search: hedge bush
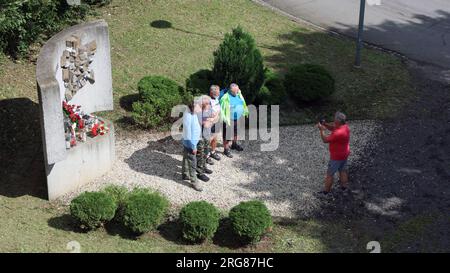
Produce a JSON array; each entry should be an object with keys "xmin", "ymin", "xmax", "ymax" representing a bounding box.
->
[
  {"xmin": 101, "ymin": 184, "xmax": 129, "ymax": 220},
  {"xmin": 0, "ymin": 0, "xmax": 91, "ymax": 58},
  {"xmin": 256, "ymin": 68, "xmax": 286, "ymax": 105},
  {"xmin": 132, "ymin": 76, "xmax": 185, "ymax": 128},
  {"xmin": 179, "ymin": 201, "xmax": 220, "ymax": 242},
  {"xmin": 102, "ymin": 184, "xmax": 128, "ymax": 206},
  {"xmin": 284, "ymin": 64, "xmax": 335, "ymax": 103},
  {"xmin": 70, "ymin": 191, "xmax": 117, "ymax": 229},
  {"xmin": 122, "ymin": 190, "xmax": 169, "ymax": 234},
  {"xmin": 186, "ymin": 69, "xmax": 214, "ymax": 96},
  {"xmin": 212, "ymin": 26, "xmax": 265, "ymax": 104},
  {"xmin": 229, "ymin": 200, "xmax": 272, "ymax": 242}
]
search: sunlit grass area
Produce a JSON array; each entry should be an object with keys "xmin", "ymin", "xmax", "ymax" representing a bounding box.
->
[
  {"xmin": 0, "ymin": 0, "xmax": 414, "ymax": 131},
  {"xmin": 0, "ymin": 195, "xmax": 360, "ymax": 252}
]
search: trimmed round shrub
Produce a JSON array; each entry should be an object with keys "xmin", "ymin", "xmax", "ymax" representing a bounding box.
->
[
  {"xmin": 256, "ymin": 68, "xmax": 286, "ymax": 105},
  {"xmin": 186, "ymin": 69, "xmax": 214, "ymax": 96},
  {"xmin": 212, "ymin": 26, "xmax": 265, "ymax": 104},
  {"xmin": 132, "ymin": 75, "xmax": 185, "ymax": 128},
  {"xmin": 101, "ymin": 184, "xmax": 129, "ymax": 221},
  {"xmin": 102, "ymin": 184, "xmax": 129, "ymax": 207},
  {"xmin": 179, "ymin": 201, "xmax": 220, "ymax": 242},
  {"xmin": 122, "ymin": 190, "xmax": 169, "ymax": 234},
  {"xmin": 229, "ymin": 200, "xmax": 272, "ymax": 242},
  {"xmin": 70, "ymin": 191, "xmax": 117, "ymax": 229},
  {"xmin": 284, "ymin": 64, "xmax": 335, "ymax": 103}
]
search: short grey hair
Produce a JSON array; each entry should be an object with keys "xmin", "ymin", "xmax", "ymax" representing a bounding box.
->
[{"xmin": 334, "ymin": 111, "xmax": 347, "ymax": 124}]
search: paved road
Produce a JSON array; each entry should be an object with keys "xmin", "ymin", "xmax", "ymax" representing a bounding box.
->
[{"xmin": 260, "ymin": 0, "xmax": 450, "ymax": 68}]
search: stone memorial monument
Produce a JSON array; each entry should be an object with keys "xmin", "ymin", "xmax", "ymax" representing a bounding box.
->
[{"xmin": 36, "ymin": 20, "xmax": 115, "ymax": 200}]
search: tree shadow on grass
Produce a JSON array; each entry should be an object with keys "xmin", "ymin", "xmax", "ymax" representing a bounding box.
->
[
  {"xmin": 115, "ymin": 115, "xmax": 136, "ymax": 129},
  {"xmin": 149, "ymin": 19, "xmax": 274, "ymax": 50},
  {"xmin": 158, "ymin": 219, "xmax": 186, "ymax": 245},
  {"xmin": 47, "ymin": 214, "xmax": 87, "ymax": 233},
  {"xmin": 212, "ymin": 218, "xmax": 249, "ymax": 249},
  {"xmin": 119, "ymin": 93, "xmax": 139, "ymax": 112},
  {"xmin": 158, "ymin": 217, "xmax": 250, "ymax": 248},
  {"xmin": 0, "ymin": 98, "xmax": 47, "ymax": 199},
  {"xmin": 150, "ymin": 20, "xmax": 222, "ymax": 41},
  {"xmin": 104, "ymin": 220, "xmax": 137, "ymax": 240},
  {"xmin": 48, "ymin": 214, "xmax": 139, "ymax": 239}
]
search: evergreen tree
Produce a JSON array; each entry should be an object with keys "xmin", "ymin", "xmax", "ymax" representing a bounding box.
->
[{"xmin": 212, "ymin": 26, "xmax": 265, "ymax": 104}]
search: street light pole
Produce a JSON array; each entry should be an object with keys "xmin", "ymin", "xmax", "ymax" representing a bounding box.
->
[{"xmin": 355, "ymin": 0, "xmax": 366, "ymax": 67}]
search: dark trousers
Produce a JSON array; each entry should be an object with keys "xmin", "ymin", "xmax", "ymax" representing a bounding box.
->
[
  {"xmin": 182, "ymin": 147, "xmax": 197, "ymax": 183},
  {"xmin": 223, "ymin": 120, "xmax": 238, "ymax": 141},
  {"xmin": 196, "ymin": 138, "xmax": 209, "ymax": 174}
]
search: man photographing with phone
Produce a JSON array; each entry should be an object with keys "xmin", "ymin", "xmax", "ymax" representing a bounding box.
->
[{"xmin": 317, "ymin": 112, "xmax": 351, "ymax": 196}]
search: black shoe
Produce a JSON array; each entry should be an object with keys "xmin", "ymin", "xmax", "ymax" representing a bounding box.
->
[
  {"xmin": 231, "ymin": 142, "xmax": 243, "ymax": 151},
  {"xmin": 203, "ymin": 168, "xmax": 213, "ymax": 174},
  {"xmin": 223, "ymin": 148, "xmax": 233, "ymax": 158},
  {"xmin": 182, "ymin": 174, "xmax": 189, "ymax": 181},
  {"xmin": 206, "ymin": 157, "xmax": 214, "ymax": 165},
  {"xmin": 197, "ymin": 173, "xmax": 210, "ymax": 182},
  {"xmin": 316, "ymin": 190, "xmax": 331, "ymax": 198},
  {"xmin": 339, "ymin": 186, "xmax": 349, "ymax": 196},
  {"xmin": 210, "ymin": 152, "xmax": 221, "ymax": 161}
]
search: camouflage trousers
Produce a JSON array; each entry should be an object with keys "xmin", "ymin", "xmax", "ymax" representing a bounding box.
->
[
  {"xmin": 182, "ymin": 147, "xmax": 197, "ymax": 183},
  {"xmin": 196, "ymin": 138, "xmax": 210, "ymax": 174}
]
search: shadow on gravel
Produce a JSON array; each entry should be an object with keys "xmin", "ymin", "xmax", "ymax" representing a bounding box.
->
[
  {"xmin": 124, "ymin": 137, "xmax": 194, "ymax": 189},
  {"xmin": 230, "ymin": 65, "xmax": 450, "ymax": 252},
  {"xmin": 0, "ymin": 98, "xmax": 47, "ymax": 199}
]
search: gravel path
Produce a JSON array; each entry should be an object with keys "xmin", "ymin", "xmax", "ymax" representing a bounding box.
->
[{"xmin": 61, "ymin": 121, "xmax": 380, "ymax": 218}]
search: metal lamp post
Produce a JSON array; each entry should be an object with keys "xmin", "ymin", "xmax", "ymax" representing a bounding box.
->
[{"xmin": 355, "ymin": 0, "xmax": 366, "ymax": 68}]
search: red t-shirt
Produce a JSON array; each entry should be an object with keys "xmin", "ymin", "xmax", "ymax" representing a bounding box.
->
[{"xmin": 326, "ymin": 124, "xmax": 350, "ymax": 160}]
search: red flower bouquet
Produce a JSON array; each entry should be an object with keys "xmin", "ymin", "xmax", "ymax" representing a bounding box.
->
[{"xmin": 62, "ymin": 100, "xmax": 109, "ymax": 148}]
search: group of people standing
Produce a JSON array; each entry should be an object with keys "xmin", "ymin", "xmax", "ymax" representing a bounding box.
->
[
  {"xmin": 182, "ymin": 83, "xmax": 248, "ymax": 191},
  {"xmin": 181, "ymin": 83, "xmax": 351, "ymax": 195}
]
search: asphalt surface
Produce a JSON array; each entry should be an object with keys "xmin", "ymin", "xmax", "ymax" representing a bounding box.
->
[{"xmin": 260, "ymin": 0, "xmax": 450, "ymax": 68}]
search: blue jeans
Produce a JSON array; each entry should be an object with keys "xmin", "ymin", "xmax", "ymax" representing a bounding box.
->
[{"xmin": 327, "ymin": 159, "xmax": 348, "ymax": 176}]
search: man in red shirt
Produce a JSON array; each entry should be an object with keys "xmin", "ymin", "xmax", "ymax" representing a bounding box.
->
[{"xmin": 317, "ymin": 112, "xmax": 350, "ymax": 195}]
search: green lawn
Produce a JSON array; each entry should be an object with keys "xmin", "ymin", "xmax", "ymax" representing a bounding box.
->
[
  {"xmin": 0, "ymin": 0, "xmax": 414, "ymax": 131},
  {"xmin": 0, "ymin": 0, "xmax": 422, "ymax": 253},
  {"xmin": 0, "ymin": 195, "xmax": 361, "ymax": 253},
  {"xmin": 1, "ymin": 194, "xmax": 446, "ymax": 252}
]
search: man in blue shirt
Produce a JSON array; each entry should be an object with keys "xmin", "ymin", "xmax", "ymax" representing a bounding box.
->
[
  {"xmin": 182, "ymin": 99, "xmax": 203, "ymax": 191},
  {"xmin": 220, "ymin": 83, "xmax": 248, "ymax": 158}
]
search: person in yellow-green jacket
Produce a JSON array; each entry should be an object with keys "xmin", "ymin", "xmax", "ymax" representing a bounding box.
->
[{"xmin": 219, "ymin": 83, "xmax": 249, "ymax": 158}]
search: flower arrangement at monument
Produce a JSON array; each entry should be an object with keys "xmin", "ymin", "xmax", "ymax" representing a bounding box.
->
[{"xmin": 62, "ymin": 101, "xmax": 109, "ymax": 148}]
